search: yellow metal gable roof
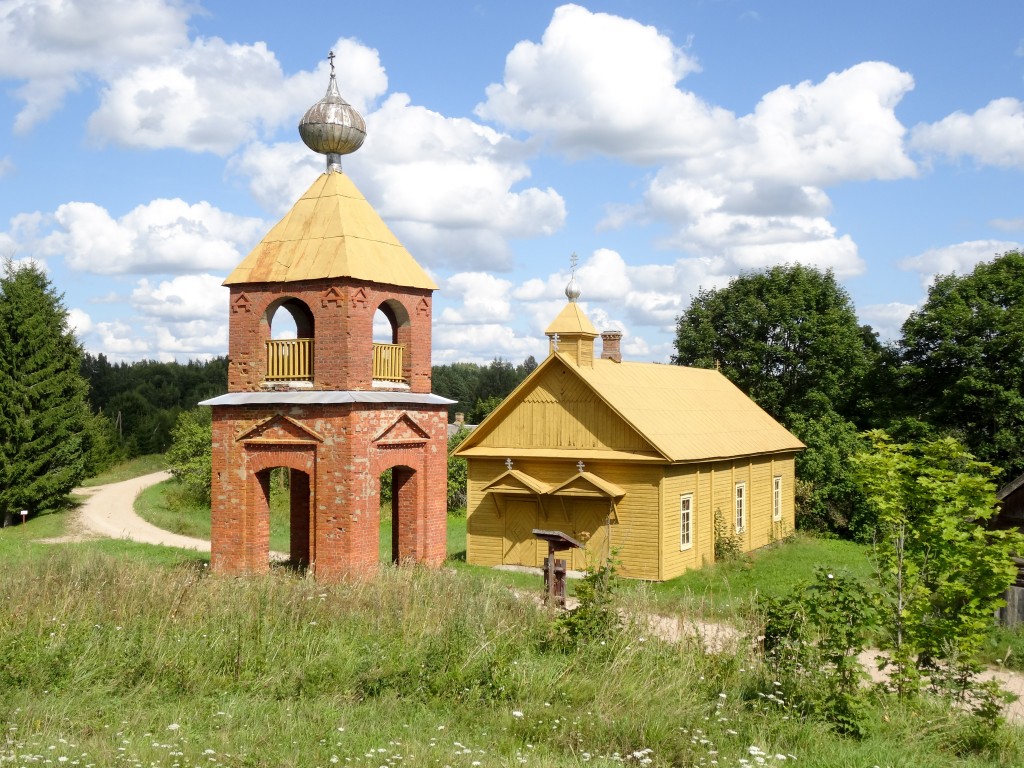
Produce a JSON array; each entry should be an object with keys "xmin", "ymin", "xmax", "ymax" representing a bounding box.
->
[
  {"xmin": 224, "ymin": 172, "xmax": 437, "ymax": 290},
  {"xmin": 457, "ymin": 353, "xmax": 804, "ymax": 463},
  {"xmin": 572, "ymin": 359, "xmax": 805, "ymax": 461}
]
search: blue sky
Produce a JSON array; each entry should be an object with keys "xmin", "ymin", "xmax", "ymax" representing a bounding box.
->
[{"xmin": 1, "ymin": 0, "xmax": 1023, "ymax": 365}]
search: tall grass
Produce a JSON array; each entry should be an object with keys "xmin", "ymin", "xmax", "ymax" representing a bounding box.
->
[{"xmin": 1, "ymin": 547, "xmax": 1019, "ymax": 767}]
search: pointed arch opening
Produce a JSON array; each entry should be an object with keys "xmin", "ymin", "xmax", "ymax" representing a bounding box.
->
[
  {"xmin": 264, "ymin": 298, "xmax": 315, "ymax": 382},
  {"xmin": 372, "ymin": 299, "xmax": 410, "ymax": 384}
]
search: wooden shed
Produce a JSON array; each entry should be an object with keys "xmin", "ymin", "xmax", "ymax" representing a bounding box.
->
[{"xmin": 454, "ymin": 294, "xmax": 805, "ymax": 581}]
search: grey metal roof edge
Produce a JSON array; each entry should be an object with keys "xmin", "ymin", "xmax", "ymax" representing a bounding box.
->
[{"xmin": 199, "ymin": 391, "xmax": 456, "ymax": 407}]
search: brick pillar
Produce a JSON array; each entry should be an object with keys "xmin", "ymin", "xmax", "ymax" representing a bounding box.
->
[{"xmin": 246, "ymin": 469, "xmax": 272, "ymax": 574}]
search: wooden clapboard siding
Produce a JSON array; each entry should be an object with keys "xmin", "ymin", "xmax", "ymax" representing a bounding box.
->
[
  {"xmin": 600, "ymin": 463, "xmax": 661, "ymax": 581},
  {"xmin": 749, "ymin": 459, "xmax": 772, "ymax": 550},
  {"xmin": 480, "ymin": 366, "xmax": 652, "ymax": 452},
  {"xmin": 465, "ymin": 461, "xmax": 506, "ymax": 566},
  {"xmin": 661, "ymin": 465, "xmax": 703, "ymax": 581}
]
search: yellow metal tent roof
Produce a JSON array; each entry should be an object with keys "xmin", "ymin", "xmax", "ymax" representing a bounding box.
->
[
  {"xmin": 457, "ymin": 353, "xmax": 804, "ymax": 463},
  {"xmin": 224, "ymin": 172, "xmax": 437, "ymax": 290},
  {"xmin": 544, "ymin": 302, "xmax": 598, "ymax": 337}
]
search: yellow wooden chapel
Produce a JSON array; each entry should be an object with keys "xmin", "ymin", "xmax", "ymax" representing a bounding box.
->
[{"xmin": 454, "ymin": 273, "xmax": 805, "ymax": 581}]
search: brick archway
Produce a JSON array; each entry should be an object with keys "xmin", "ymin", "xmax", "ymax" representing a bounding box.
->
[
  {"xmin": 211, "ymin": 443, "xmax": 316, "ymax": 575},
  {"xmin": 387, "ymin": 464, "xmax": 418, "ymax": 564}
]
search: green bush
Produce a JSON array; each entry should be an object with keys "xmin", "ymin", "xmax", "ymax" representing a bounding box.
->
[{"xmin": 165, "ymin": 407, "xmax": 212, "ymax": 505}]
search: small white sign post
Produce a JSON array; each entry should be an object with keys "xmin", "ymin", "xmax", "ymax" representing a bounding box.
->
[{"xmin": 19, "ymin": 510, "xmax": 28, "ymax": 525}]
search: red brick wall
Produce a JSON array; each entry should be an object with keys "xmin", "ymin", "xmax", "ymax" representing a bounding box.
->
[
  {"xmin": 210, "ymin": 402, "xmax": 448, "ymax": 580},
  {"xmin": 227, "ymin": 278, "xmax": 433, "ymax": 393}
]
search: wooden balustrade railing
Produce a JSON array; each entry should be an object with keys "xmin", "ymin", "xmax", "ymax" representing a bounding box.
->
[
  {"xmin": 266, "ymin": 338, "xmax": 313, "ymax": 381},
  {"xmin": 373, "ymin": 343, "xmax": 405, "ymax": 382},
  {"xmin": 264, "ymin": 339, "xmax": 405, "ymax": 383}
]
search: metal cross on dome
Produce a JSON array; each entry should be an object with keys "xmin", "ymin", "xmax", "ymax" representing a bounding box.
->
[{"xmin": 328, "ymin": 50, "xmax": 336, "ymax": 76}]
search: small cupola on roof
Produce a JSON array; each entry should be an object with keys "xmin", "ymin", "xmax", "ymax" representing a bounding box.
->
[
  {"xmin": 545, "ymin": 253, "xmax": 598, "ymax": 366},
  {"xmin": 298, "ymin": 50, "xmax": 366, "ymax": 174}
]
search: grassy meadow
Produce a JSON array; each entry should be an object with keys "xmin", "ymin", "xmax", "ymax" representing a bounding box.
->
[{"xmin": 1, "ymin": 466, "xmax": 1023, "ymax": 766}]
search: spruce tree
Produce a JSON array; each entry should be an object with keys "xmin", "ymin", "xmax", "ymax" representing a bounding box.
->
[{"xmin": 0, "ymin": 259, "xmax": 89, "ymax": 522}]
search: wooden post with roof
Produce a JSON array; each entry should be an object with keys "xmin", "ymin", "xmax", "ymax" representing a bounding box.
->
[{"xmin": 201, "ymin": 53, "xmax": 453, "ymax": 581}]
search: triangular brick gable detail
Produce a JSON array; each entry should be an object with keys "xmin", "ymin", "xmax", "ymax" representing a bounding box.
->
[
  {"xmin": 321, "ymin": 286, "xmax": 344, "ymax": 308},
  {"xmin": 232, "ymin": 292, "xmax": 251, "ymax": 313},
  {"xmin": 237, "ymin": 414, "xmax": 324, "ymax": 444},
  {"xmin": 373, "ymin": 413, "xmax": 431, "ymax": 445},
  {"xmin": 416, "ymin": 297, "xmax": 430, "ymax": 315},
  {"xmin": 350, "ymin": 286, "xmax": 368, "ymax": 309}
]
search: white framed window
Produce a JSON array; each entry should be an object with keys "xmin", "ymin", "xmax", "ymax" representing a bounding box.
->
[
  {"xmin": 735, "ymin": 482, "xmax": 746, "ymax": 532},
  {"xmin": 773, "ymin": 476, "xmax": 783, "ymax": 521},
  {"xmin": 680, "ymin": 494, "xmax": 693, "ymax": 550}
]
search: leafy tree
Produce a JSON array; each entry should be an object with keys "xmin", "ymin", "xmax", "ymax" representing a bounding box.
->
[
  {"xmin": 673, "ymin": 264, "xmax": 880, "ymax": 536},
  {"xmin": 0, "ymin": 259, "xmax": 89, "ymax": 523},
  {"xmin": 165, "ymin": 408, "xmax": 213, "ymax": 504},
  {"xmin": 469, "ymin": 394, "xmax": 504, "ymax": 424},
  {"xmin": 446, "ymin": 427, "xmax": 471, "ymax": 514},
  {"xmin": 674, "ymin": 264, "xmax": 872, "ymax": 422},
  {"xmin": 898, "ymin": 250, "xmax": 1024, "ymax": 477},
  {"xmin": 853, "ymin": 432, "xmax": 1024, "ymax": 698}
]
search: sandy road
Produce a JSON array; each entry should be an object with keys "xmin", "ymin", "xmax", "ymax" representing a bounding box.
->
[{"xmin": 60, "ymin": 471, "xmax": 211, "ymax": 552}]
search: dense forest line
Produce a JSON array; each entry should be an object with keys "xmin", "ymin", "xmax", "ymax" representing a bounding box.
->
[{"xmin": 81, "ymin": 353, "xmax": 228, "ymax": 458}]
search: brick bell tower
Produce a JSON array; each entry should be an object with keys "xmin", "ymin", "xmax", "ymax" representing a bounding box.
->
[{"xmin": 201, "ymin": 53, "xmax": 452, "ymax": 581}]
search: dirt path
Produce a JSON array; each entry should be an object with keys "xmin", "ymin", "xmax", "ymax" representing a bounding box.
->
[
  {"xmin": 46, "ymin": 471, "xmax": 211, "ymax": 552},
  {"xmin": 639, "ymin": 612, "xmax": 1024, "ymax": 724}
]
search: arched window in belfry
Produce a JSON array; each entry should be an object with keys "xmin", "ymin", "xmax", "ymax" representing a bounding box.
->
[
  {"xmin": 264, "ymin": 298, "xmax": 315, "ymax": 382},
  {"xmin": 372, "ymin": 299, "xmax": 410, "ymax": 384}
]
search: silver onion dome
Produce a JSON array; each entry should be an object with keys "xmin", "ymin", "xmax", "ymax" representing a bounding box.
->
[
  {"xmin": 298, "ymin": 51, "xmax": 366, "ymax": 173},
  {"xmin": 565, "ymin": 252, "xmax": 581, "ymax": 302}
]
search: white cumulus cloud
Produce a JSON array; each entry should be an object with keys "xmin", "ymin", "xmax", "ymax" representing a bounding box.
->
[
  {"xmin": 232, "ymin": 92, "xmax": 566, "ymax": 271},
  {"xmin": 439, "ymin": 272, "xmax": 514, "ymax": 324},
  {"xmin": 88, "ymin": 37, "xmax": 387, "ymax": 155},
  {"xmin": 476, "ymin": 3, "xmax": 732, "ymax": 163},
  {"xmin": 131, "ymin": 274, "xmax": 227, "ymax": 320},
  {"xmin": 900, "ymin": 239, "xmax": 1022, "ymax": 288},
  {"xmin": 911, "ymin": 97, "xmax": 1024, "ymax": 168},
  {"xmin": 36, "ymin": 199, "xmax": 266, "ymax": 275},
  {"xmin": 0, "ymin": 0, "xmax": 191, "ymax": 132}
]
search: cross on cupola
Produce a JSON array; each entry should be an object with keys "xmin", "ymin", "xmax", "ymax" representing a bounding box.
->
[{"xmin": 544, "ymin": 251, "xmax": 598, "ymax": 365}]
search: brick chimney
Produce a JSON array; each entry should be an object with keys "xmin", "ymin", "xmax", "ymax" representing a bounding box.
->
[{"xmin": 600, "ymin": 331, "xmax": 622, "ymax": 362}]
